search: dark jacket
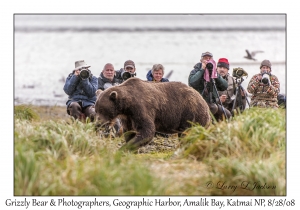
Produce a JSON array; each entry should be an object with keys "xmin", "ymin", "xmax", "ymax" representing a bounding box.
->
[
  {"xmin": 115, "ymin": 68, "xmax": 137, "ymax": 83},
  {"xmin": 63, "ymin": 73, "xmax": 98, "ymax": 108},
  {"xmin": 115, "ymin": 68, "xmax": 125, "ymax": 82},
  {"xmin": 146, "ymin": 70, "xmax": 169, "ymax": 82},
  {"xmin": 98, "ymin": 72, "xmax": 122, "ymax": 90},
  {"xmin": 188, "ymin": 62, "xmax": 228, "ymax": 103}
]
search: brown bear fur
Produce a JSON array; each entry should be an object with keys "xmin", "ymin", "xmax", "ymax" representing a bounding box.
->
[{"xmin": 95, "ymin": 77, "xmax": 211, "ymax": 151}]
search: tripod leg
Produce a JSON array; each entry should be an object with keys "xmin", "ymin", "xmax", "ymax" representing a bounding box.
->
[
  {"xmin": 236, "ymin": 87, "xmax": 243, "ymax": 111},
  {"xmin": 231, "ymin": 86, "xmax": 238, "ymax": 113},
  {"xmin": 201, "ymin": 82, "xmax": 208, "ymax": 96},
  {"xmin": 211, "ymin": 79, "xmax": 229, "ymax": 120},
  {"xmin": 240, "ymin": 86, "xmax": 251, "ymax": 108}
]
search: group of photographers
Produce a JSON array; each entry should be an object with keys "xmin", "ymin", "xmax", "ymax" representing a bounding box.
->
[
  {"xmin": 63, "ymin": 52, "xmax": 284, "ymax": 123},
  {"xmin": 63, "ymin": 59, "xmax": 137, "ymax": 122},
  {"xmin": 189, "ymin": 52, "xmax": 231, "ymax": 121},
  {"xmin": 189, "ymin": 51, "xmax": 282, "ymax": 121}
]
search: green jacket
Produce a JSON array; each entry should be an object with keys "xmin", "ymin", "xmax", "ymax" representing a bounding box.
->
[{"xmin": 188, "ymin": 62, "xmax": 228, "ymax": 103}]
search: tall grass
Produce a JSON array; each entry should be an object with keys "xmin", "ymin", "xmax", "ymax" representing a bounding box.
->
[
  {"xmin": 14, "ymin": 105, "xmax": 286, "ymax": 195},
  {"xmin": 14, "ymin": 105, "xmax": 39, "ymax": 121},
  {"xmin": 14, "ymin": 117, "xmax": 166, "ymax": 195},
  {"xmin": 177, "ymin": 107, "xmax": 286, "ymax": 195}
]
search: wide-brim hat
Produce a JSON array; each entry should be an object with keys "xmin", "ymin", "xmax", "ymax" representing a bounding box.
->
[{"xmin": 74, "ymin": 60, "xmax": 91, "ymax": 70}]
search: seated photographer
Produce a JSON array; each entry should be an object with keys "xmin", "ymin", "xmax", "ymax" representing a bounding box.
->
[
  {"xmin": 98, "ymin": 63, "xmax": 122, "ymax": 90},
  {"xmin": 247, "ymin": 59, "xmax": 280, "ymax": 108},
  {"xmin": 216, "ymin": 58, "xmax": 246, "ymax": 113},
  {"xmin": 115, "ymin": 60, "xmax": 137, "ymax": 82},
  {"xmin": 63, "ymin": 60, "xmax": 98, "ymax": 122},
  {"xmin": 188, "ymin": 52, "xmax": 231, "ymax": 121},
  {"xmin": 146, "ymin": 64, "xmax": 169, "ymax": 82}
]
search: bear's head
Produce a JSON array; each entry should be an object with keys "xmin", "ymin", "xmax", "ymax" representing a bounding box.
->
[{"xmin": 95, "ymin": 88, "xmax": 129, "ymax": 124}]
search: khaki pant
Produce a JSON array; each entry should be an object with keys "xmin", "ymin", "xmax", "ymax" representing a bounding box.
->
[{"xmin": 67, "ymin": 102, "xmax": 96, "ymax": 122}]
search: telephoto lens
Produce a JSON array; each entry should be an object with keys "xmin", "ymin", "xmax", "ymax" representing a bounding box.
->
[
  {"xmin": 121, "ymin": 71, "xmax": 136, "ymax": 81},
  {"xmin": 122, "ymin": 72, "xmax": 131, "ymax": 80},
  {"xmin": 79, "ymin": 69, "xmax": 90, "ymax": 80},
  {"xmin": 261, "ymin": 73, "xmax": 269, "ymax": 84},
  {"xmin": 206, "ymin": 63, "xmax": 213, "ymax": 71}
]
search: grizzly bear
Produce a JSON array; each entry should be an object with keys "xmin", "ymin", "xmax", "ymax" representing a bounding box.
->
[{"xmin": 95, "ymin": 77, "xmax": 211, "ymax": 151}]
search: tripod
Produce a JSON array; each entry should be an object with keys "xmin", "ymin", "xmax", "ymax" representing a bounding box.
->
[
  {"xmin": 211, "ymin": 78, "xmax": 229, "ymax": 120},
  {"xmin": 231, "ymin": 77, "xmax": 250, "ymax": 115},
  {"xmin": 201, "ymin": 75, "xmax": 229, "ymax": 121}
]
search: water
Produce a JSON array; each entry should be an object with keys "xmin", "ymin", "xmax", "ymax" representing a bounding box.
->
[{"xmin": 14, "ymin": 14, "xmax": 286, "ymax": 106}]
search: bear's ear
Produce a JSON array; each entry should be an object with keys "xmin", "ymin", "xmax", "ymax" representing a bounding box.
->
[
  {"xmin": 95, "ymin": 89, "xmax": 103, "ymax": 97},
  {"xmin": 109, "ymin": 91, "xmax": 118, "ymax": 101}
]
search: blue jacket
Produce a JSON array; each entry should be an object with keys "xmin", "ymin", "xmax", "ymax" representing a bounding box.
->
[
  {"xmin": 146, "ymin": 70, "xmax": 169, "ymax": 82},
  {"xmin": 63, "ymin": 73, "xmax": 98, "ymax": 108}
]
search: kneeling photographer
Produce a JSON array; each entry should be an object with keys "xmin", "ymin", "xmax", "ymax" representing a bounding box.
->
[
  {"xmin": 63, "ymin": 60, "xmax": 98, "ymax": 122},
  {"xmin": 247, "ymin": 59, "xmax": 280, "ymax": 108},
  {"xmin": 216, "ymin": 58, "xmax": 248, "ymax": 115},
  {"xmin": 188, "ymin": 52, "xmax": 231, "ymax": 121}
]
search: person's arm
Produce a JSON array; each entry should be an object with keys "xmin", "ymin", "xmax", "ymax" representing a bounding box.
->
[
  {"xmin": 266, "ymin": 75, "xmax": 280, "ymax": 96},
  {"xmin": 81, "ymin": 76, "xmax": 98, "ymax": 98},
  {"xmin": 188, "ymin": 63, "xmax": 204, "ymax": 88},
  {"xmin": 247, "ymin": 74, "xmax": 260, "ymax": 94},
  {"xmin": 214, "ymin": 74, "xmax": 228, "ymax": 91},
  {"xmin": 115, "ymin": 68, "xmax": 123, "ymax": 80},
  {"xmin": 63, "ymin": 73, "xmax": 80, "ymax": 95}
]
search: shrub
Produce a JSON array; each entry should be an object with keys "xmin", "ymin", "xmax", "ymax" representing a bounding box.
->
[{"xmin": 14, "ymin": 105, "xmax": 39, "ymax": 121}]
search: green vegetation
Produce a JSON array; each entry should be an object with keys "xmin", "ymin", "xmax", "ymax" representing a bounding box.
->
[
  {"xmin": 14, "ymin": 105, "xmax": 40, "ymax": 121},
  {"xmin": 14, "ymin": 105, "xmax": 286, "ymax": 195}
]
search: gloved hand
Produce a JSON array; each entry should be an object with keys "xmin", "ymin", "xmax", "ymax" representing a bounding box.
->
[{"xmin": 261, "ymin": 73, "xmax": 271, "ymax": 85}]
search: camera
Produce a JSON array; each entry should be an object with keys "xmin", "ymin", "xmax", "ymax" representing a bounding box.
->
[
  {"xmin": 261, "ymin": 72, "xmax": 270, "ymax": 85},
  {"xmin": 121, "ymin": 71, "xmax": 136, "ymax": 81},
  {"xmin": 206, "ymin": 61, "xmax": 214, "ymax": 77},
  {"xmin": 206, "ymin": 62, "xmax": 213, "ymax": 71},
  {"xmin": 79, "ymin": 68, "xmax": 91, "ymax": 80},
  {"xmin": 206, "ymin": 62, "xmax": 213, "ymax": 72},
  {"xmin": 232, "ymin": 67, "xmax": 248, "ymax": 78}
]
